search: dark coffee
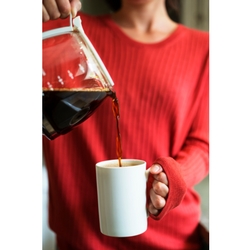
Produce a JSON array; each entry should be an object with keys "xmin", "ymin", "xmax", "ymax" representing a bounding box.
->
[{"xmin": 43, "ymin": 88, "xmax": 112, "ymax": 140}]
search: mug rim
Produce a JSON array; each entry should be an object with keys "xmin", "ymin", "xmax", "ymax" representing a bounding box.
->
[{"xmin": 96, "ymin": 159, "xmax": 146, "ymax": 169}]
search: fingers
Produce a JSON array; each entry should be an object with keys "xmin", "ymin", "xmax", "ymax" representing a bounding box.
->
[
  {"xmin": 43, "ymin": 5, "xmax": 50, "ymax": 22},
  {"xmin": 150, "ymin": 164, "xmax": 168, "ymax": 186},
  {"xmin": 149, "ymin": 164, "xmax": 163, "ymax": 175},
  {"xmin": 43, "ymin": 0, "xmax": 68, "ymax": 20},
  {"xmin": 148, "ymin": 190, "xmax": 166, "ymax": 216},
  {"xmin": 148, "ymin": 202, "xmax": 159, "ymax": 215},
  {"xmin": 148, "ymin": 164, "xmax": 169, "ymax": 216},
  {"xmin": 149, "ymin": 186, "xmax": 166, "ymax": 210},
  {"xmin": 42, "ymin": 0, "xmax": 81, "ymax": 22},
  {"xmin": 152, "ymin": 179, "xmax": 169, "ymax": 197},
  {"xmin": 149, "ymin": 179, "xmax": 169, "ymax": 214}
]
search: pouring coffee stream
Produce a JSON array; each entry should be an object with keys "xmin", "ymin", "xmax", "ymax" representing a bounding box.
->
[
  {"xmin": 43, "ymin": 15, "xmax": 123, "ymax": 167},
  {"xmin": 111, "ymin": 93, "xmax": 122, "ymax": 167}
]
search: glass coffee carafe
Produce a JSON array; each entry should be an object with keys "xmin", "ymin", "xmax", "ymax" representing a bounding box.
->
[{"xmin": 43, "ymin": 15, "xmax": 115, "ymax": 140}]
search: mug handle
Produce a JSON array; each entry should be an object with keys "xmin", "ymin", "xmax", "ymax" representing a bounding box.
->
[
  {"xmin": 145, "ymin": 168, "xmax": 151, "ymax": 218},
  {"xmin": 145, "ymin": 168, "xmax": 151, "ymax": 180}
]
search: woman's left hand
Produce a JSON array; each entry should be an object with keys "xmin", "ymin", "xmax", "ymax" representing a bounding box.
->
[{"xmin": 148, "ymin": 164, "xmax": 169, "ymax": 216}]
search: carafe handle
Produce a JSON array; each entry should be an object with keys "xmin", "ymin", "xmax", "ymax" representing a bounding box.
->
[{"xmin": 42, "ymin": 14, "xmax": 73, "ymax": 40}]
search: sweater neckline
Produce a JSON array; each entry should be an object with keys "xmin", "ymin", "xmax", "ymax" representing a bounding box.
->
[{"xmin": 100, "ymin": 14, "xmax": 185, "ymax": 48}]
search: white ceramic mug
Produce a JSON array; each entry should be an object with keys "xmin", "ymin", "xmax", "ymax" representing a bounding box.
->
[{"xmin": 95, "ymin": 159, "xmax": 149, "ymax": 237}]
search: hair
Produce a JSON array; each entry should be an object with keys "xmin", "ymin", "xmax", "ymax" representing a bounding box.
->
[{"xmin": 104, "ymin": 0, "xmax": 180, "ymax": 22}]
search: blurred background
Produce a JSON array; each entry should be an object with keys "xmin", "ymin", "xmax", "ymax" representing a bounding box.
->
[{"xmin": 43, "ymin": 1, "xmax": 209, "ymax": 249}]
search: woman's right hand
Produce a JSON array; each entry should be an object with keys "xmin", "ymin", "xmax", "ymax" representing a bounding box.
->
[{"xmin": 43, "ymin": 0, "xmax": 82, "ymax": 22}]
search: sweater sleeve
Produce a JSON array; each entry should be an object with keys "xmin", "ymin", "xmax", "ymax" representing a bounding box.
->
[
  {"xmin": 150, "ymin": 53, "xmax": 209, "ymax": 221},
  {"xmin": 149, "ymin": 157, "xmax": 187, "ymax": 220},
  {"xmin": 175, "ymin": 54, "xmax": 209, "ymax": 188}
]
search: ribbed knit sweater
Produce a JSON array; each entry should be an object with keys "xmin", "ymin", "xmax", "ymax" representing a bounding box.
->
[{"xmin": 43, "ymin": 13, "xmax": 209, "ymax": 250}]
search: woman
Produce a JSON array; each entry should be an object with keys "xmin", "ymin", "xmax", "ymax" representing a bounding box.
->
[{"xmin": 43, "ymin": 0, "xmax": 209, "ymax": 249}]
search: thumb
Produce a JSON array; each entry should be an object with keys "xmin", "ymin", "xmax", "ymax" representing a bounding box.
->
[{"xmin": 71, "ymin": 0, "xmax": 82, "ymax": 18}]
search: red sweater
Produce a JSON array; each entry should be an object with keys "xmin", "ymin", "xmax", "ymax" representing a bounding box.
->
[{"xmin": 43, "ymin": 13, "xmax": 209, "ymax": 250}]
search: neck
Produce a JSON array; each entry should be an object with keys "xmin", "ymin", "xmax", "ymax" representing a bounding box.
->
[
  {"xmin": 111, "ymin": 0, "xmax": 177, "ymax": 43},
  {"xmin": 112, "ymin": 0, "xmax": 173, "ymax": 32}
]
